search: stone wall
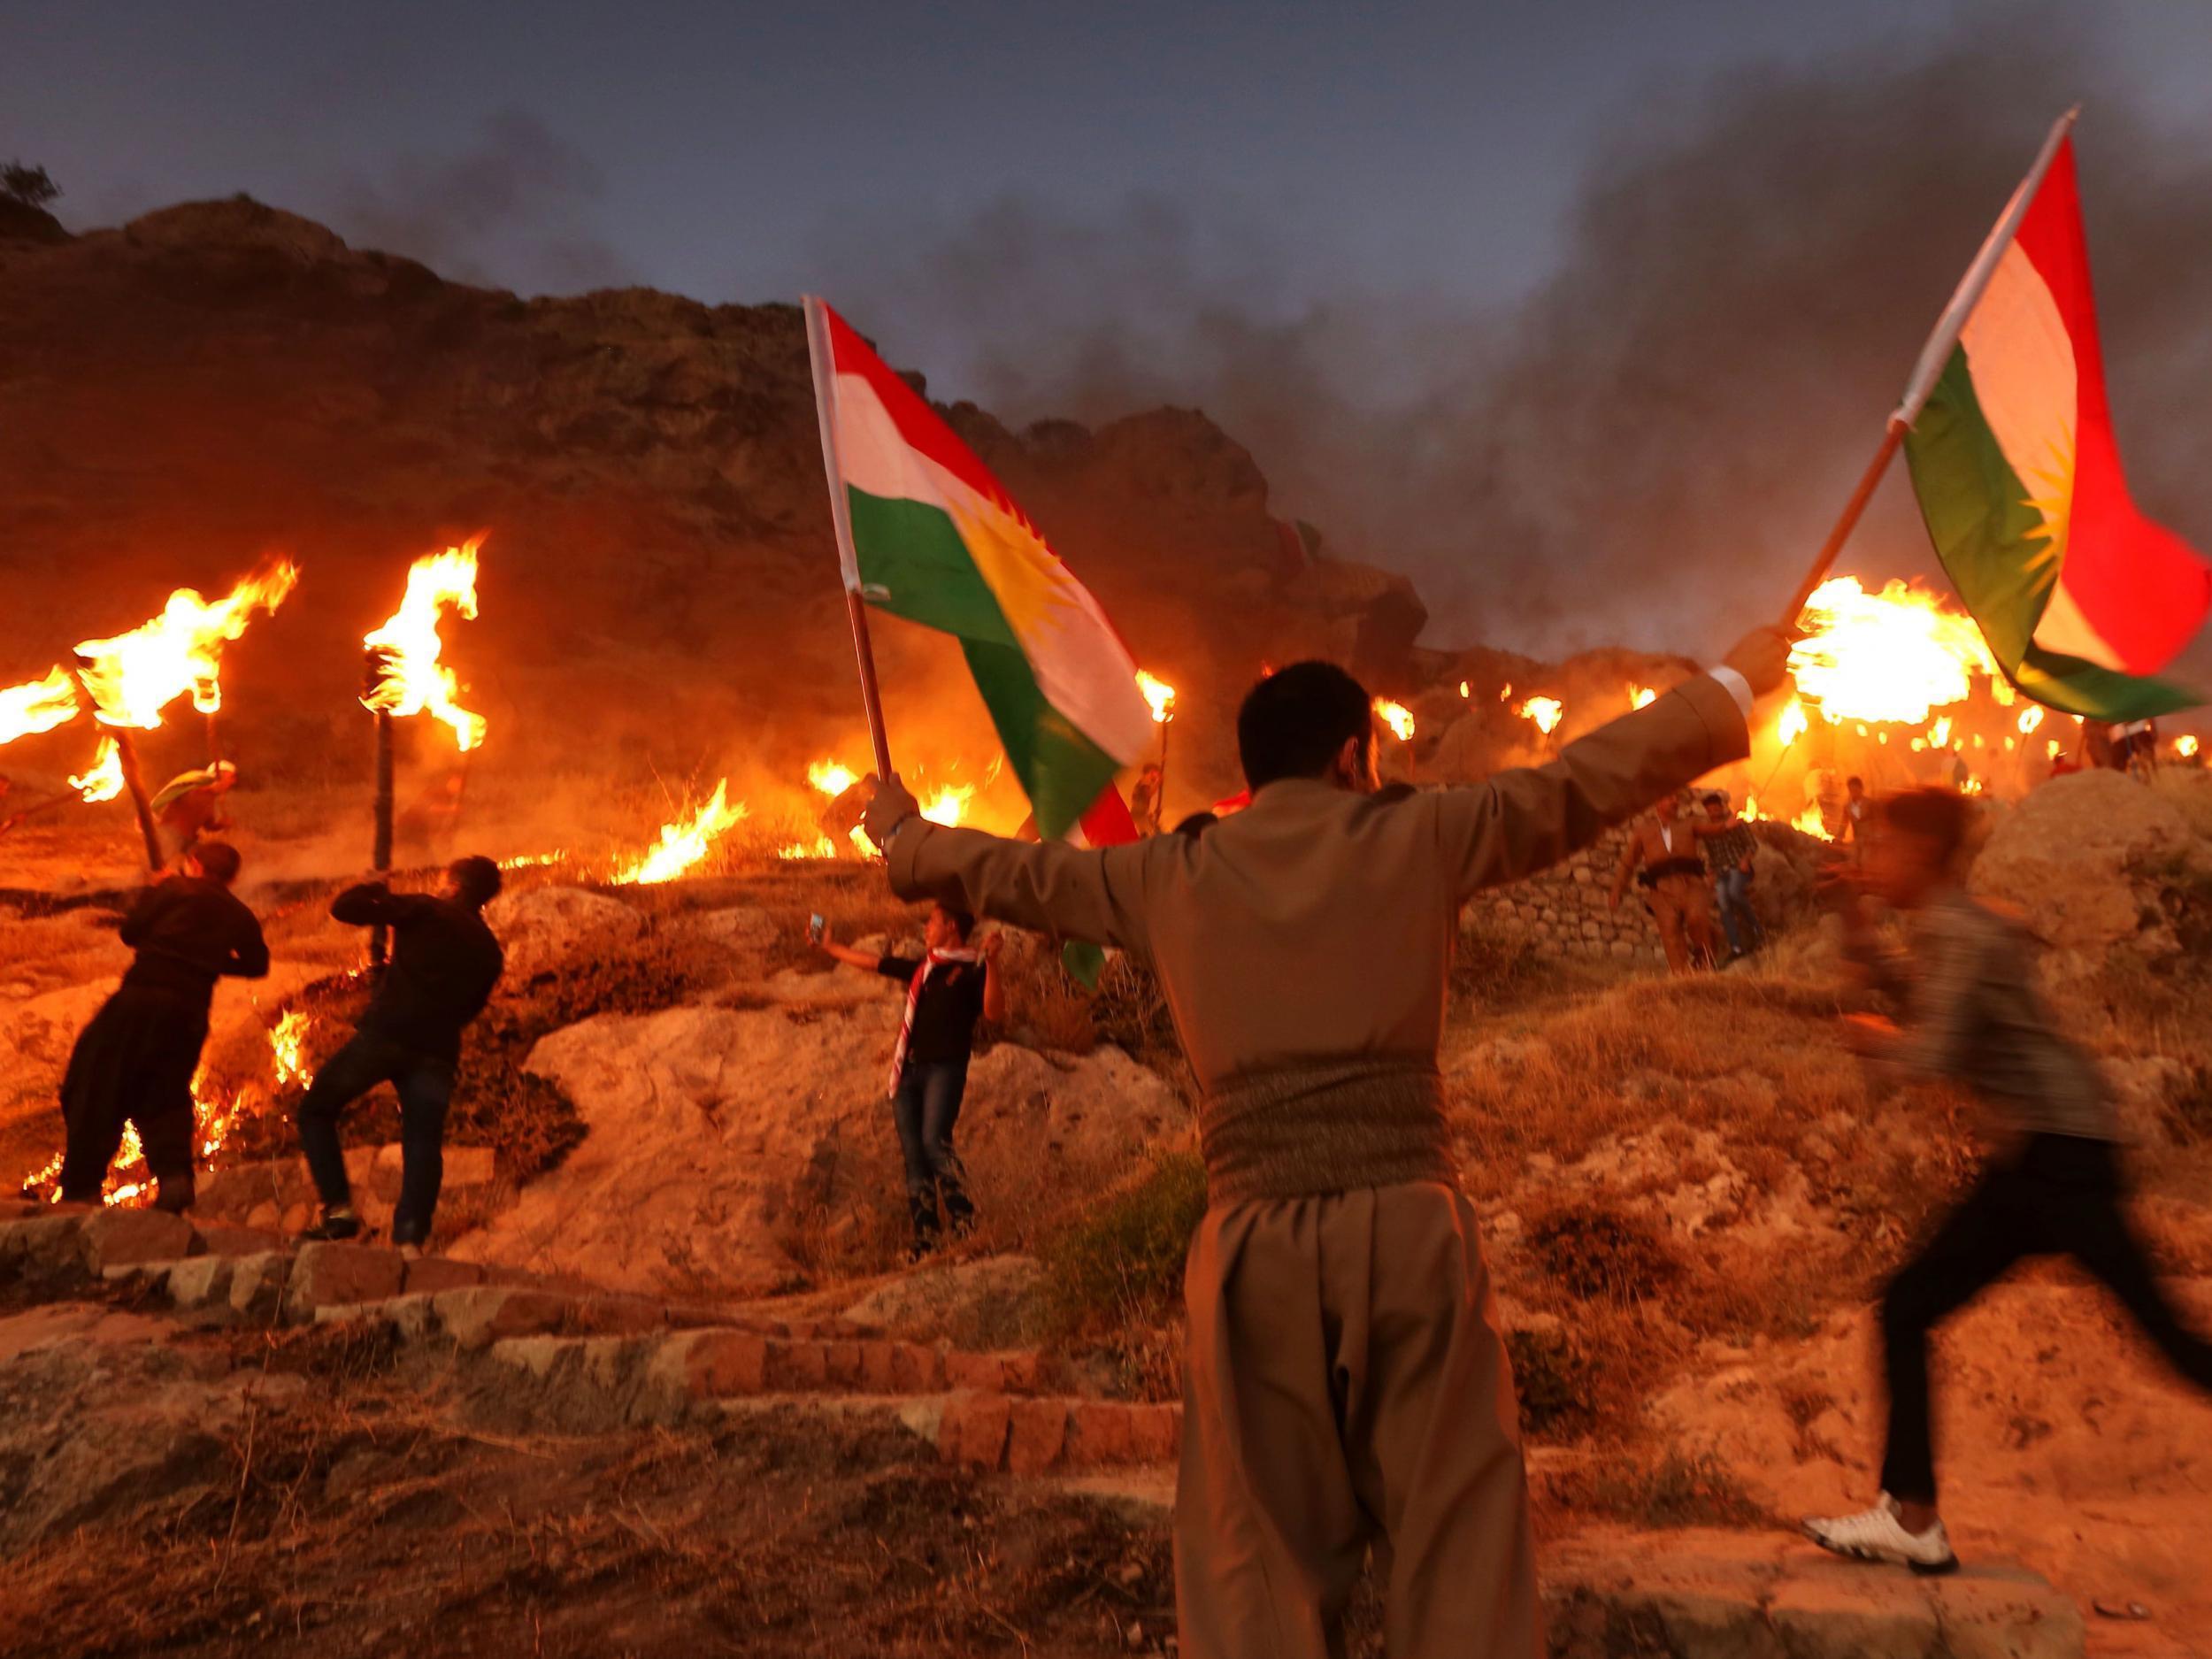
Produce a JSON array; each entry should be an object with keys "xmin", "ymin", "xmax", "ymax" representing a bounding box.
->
[
  {"xmin": 1476, "ymin": 825, "xmax": 1668, "ymax": 964},
  {"xmin": 1474, "ymin": 823, "xmax": 1827, "ymax": 964}
]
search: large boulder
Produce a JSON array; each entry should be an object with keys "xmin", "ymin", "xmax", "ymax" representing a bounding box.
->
[
  {"xmin": 484, "ymin": 887, "xmax": 647, "ymax": 982},
  {"xmin": 1970, "ymin": 771, "xmax": 2203, "ymax": 971},
  {"xmin": 452, "ymin": 1002, "xmax": 1184, "ymax": 1298}
]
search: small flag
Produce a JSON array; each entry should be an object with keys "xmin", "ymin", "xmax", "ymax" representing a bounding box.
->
[
  {"xmin": 805, "ymin": 298, "xmax": 1156, "ymax": 841},
  {"xmin": 1900, "ymin": 117, "xmax": 2208, "ymax": 719}
]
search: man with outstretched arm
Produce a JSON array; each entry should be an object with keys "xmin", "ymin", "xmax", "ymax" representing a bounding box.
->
[
  {"xmin": 1804, "ymin": 787, "xmax": 2212, "ymax": 1573},
  {"xmin": 856, "ymin": 629, "xmax": 1792, "ymax": 1659},
  {"xmin": 297, "ymin": 856, "xmax": 504, "ymax": 1254},
  {"xmin": 58, "ymin": 840, "xmax": 266, "ymax": 1212},
  {"xmin": 819, "ymin": 902, "xmax": 1007, "ymax": 1256}
]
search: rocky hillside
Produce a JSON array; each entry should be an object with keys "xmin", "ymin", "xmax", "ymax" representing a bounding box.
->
[{"xmin": 0, "ymin": 196, "xmax": 1440, "ymax": 806}]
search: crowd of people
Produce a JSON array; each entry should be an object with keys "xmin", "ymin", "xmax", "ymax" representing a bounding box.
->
[{"xmin": 36, "ymin": 635, "xmax": 2212, "ymax": 1656}]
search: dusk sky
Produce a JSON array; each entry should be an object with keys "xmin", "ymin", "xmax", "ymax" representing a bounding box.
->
[{"xmin": 10, "ymin": 2, "xmax": 2202, "ymax": 334}]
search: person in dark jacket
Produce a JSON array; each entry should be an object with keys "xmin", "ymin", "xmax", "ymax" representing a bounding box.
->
[
  {"xmin": 297, "ymin": 856, "xmax": 504, "ymax": 1250},
  {"xmin": 58, "ymin": 841, "xmax": 268, "ymax": 1211},
  {"xmin": 818, "ymin": 902, "xmax": 1005, "ymax": 1255}
]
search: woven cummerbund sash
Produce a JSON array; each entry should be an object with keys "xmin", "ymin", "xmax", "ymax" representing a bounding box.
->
[{"xmin": 1200, "ymin": 1058, "xmax": 1456, "ymax": 1206}]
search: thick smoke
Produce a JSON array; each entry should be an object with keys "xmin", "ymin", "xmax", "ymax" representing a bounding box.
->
[
  {"xmin": 332, "ymin": 107, "xmax": 631, "ymax": 292},
  {"xmin": 826, "ymin": 23, "xmax": 2212, "ymax": 678}
]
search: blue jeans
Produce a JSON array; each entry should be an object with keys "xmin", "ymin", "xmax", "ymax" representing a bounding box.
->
[
  {"xmin": 892, "ymin": 1058, "xmax": 974, "ymax": 1246},
  {"xmin": 1714, "ymin": 867, "xmax": 1761, "ymax": 956},
  {"xmin": 297, "ymin": 1031, "xmax": 457, "ymax": 1248}
]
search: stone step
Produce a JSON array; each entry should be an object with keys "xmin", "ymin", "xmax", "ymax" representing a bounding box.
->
[
  {"xmin": 1541, "ymin": 1532, "xmax": 2084, "ymax": 1659},
  {"xmin": 936, "ymin": 1390, "xmax": 1181, "ymax": 1476}
]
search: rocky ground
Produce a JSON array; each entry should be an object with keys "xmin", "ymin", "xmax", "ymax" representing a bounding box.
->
[{"xmin": 5, "ymin": 769, "xmax": 2212, "ymax": 1656}]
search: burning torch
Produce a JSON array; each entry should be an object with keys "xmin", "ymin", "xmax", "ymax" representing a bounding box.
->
[{"xmin": 360, "ymin": 541, "xmax": 487, "ymax": 971}]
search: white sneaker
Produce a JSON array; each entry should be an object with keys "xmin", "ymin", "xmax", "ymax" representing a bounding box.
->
[{"xmin": 1803, "ymin": 1493, "xmax": 1959, "ymax": 1575}]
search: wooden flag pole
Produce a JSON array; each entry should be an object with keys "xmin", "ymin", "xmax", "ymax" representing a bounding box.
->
[
  {"xmin": 1778, "ymin": 417, "xmax": 1907, "ymax": 627},
  {"xmin": 69, "ymin": 661, "xmax": 165, "ymax": 872},
  {"xmin": 804, "ymin": 295, "xmax": 895, "ymax": 784}
]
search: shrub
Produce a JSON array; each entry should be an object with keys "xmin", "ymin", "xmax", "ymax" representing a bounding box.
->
[
  {"xmin": 1551, "ymin": 1447, "xmax": 1768, "ymax": 1530},
  {"xmin": 2, "ymin": 161, "xmax": 58, "ymax": 209},
  {"xmin": 1525, "ymin": 1202, "xmax": 1681, "ymax": 1305},
  {"xmin": 1039, "ymin": 1151, "xmax": 1208, "ymax": 1398},
  {"xmin": 1506, "ymin": 1325, "xmax": 1600, "ymax": 1440}
]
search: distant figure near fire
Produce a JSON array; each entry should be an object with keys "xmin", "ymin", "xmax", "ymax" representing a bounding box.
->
[
  {"xmin": 1805, "ymin": 788, "xmax": 2212, "ymax": 1574},
  {"xmin": 150, "ymin": 759, "xmax": 237, "ymax": 859},
  {"xmin": 1607, "ymin": 791, "xmax": 1727, "ymax": 972},
  {"xmin": 57, "ymin": 840, "xmax": 267, "ymax": 1211},
  {"xmin": 858, "ymin": 629, "xmax": 1791, "ymax": 1659},
  {"xmin": 297, "ymin": 856, "xmax": 504, "ymax": 1253},
  {"xmin": 818, "ymin": 905, "xmax": 1006, "ymax": 1257}
]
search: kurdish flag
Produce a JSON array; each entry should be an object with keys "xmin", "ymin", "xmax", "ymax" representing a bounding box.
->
[
  {"xmin": 1899, "ymin": 111, "xmax": 2209, "ymax": 719},
  {"xmin": 803, "ymin": 297, "xmax": 1155, "ymax": 840}
]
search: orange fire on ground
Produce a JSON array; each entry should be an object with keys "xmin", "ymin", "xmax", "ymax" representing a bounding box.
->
[
  {"xmin": 617, "ymin": 780, "xmax": 747, "ymax": 885},
  {"xmin": 73, "ymin": 562, "xmax": 300, "ymax": 729},
  {"xmin": 808, "ymin": 758, "xmax": 860, "ymax": 798},
  {"xmin": 1136, "ymin": 670, "xmax": 1178, "ymax": 725},
  {"xmin": 920, "ymin": 783, "xmax": 975, "ymax": 826},
  {"xmin": 1374, "ymin": 700, "xmax": 1416, "ymax": 741},
  {"xmin": 1789, "ymin": 576, "xmax": 1995, "ymax": 726},
  {"xmin": 362, "ymin": 540, "xmax": 487, "ymax": 751},
  {"xmin": 2177, "ymin": 735, "xmax": 2201, "ymax": 760},
  {"xmin": 1517, "ymin": 696, "xmax": 1563, "ymax": 737},
  {"xmin": 68, "ymin": 738, "xmax": 125, "ymax": 804},
  {"xmin": 0, "ymin": 668, "xmax": 81, "ymax": 747},
  {"xmin": 1629, "ymin": 685, "xmax": 1657, "ymax": 710},
  {"xmin": 270, "ymin": 1010, "xmax": 315, "ymax": 1092}
]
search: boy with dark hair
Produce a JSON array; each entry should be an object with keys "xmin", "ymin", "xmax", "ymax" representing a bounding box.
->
[
  {"xmin": 297, "ymin": 855, "xmax": 504, "ymax": 1251},
  {"xmin": 859, "ymin": 631, "xmax": 1792, "ymax": 1659},
  {"xmin": 57, "ymin": 841, "xmax": 267, "ymax": 1211},
  {"xmin": 1805, "ymin": 787, "xmax": 2212, "ymax": 1572},
  {"xmin": 820, "ymin": 902, "xmax": 1006, "ymax": 1255}
]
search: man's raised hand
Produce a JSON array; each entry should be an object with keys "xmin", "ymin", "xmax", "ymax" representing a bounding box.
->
[
  {"xmin": 1721, "ymin": 626, "xmax": 1795, "ymax": 699},
  {"xmin": 862, "ymin": 772, "xmax": 921, "ymax": 851}
]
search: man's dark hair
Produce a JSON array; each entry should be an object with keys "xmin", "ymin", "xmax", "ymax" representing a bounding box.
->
[
  {"xmin": 449, "ymin": 855, "xmax": 502, "ymax": 909},
  {"xmin": 1847, "ymin": 775, "xmax": 1864, "ymax": 791},
  {"xmin": 934, "ymin": 902, "xmax": 977, "ymax": 942},
  {"xmin": 1701, "ymin": 791, "xmax": 1726, "ymax": 808},
  {"xmin": 190, "ymin": 841, "xmax": 242, "ymax": 886},
  {"xmin": 1237, "ymin": 661, "xmax": 1372, "ymax": 789},
  {"xmin": 1880, "ymin": 787, "xmax": 1971, "ymax": 867}
]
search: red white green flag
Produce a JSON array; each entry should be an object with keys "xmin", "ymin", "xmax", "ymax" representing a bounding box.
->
[
  {"xmin": 803, "ymin": 297, "xmax": 1155, "ymax": 841},
  {"xmin": 1900, "ymin": 113, "xmax": 2208, "ymax": 718}
]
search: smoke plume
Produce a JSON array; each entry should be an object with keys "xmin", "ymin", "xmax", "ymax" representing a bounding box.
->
[{"xmin": 826, "ymin": 21, "xmax": 2212, "ymax": 678}]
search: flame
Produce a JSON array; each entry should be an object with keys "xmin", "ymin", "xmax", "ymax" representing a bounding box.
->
[
  {"xmin": 1135, "ymin": 670, "xmax": 1178, "ymax": 725},
  {"xmin": 1629, "ymin": 685, "xmax": 1657, "ymax": 710},
  {"xmin": 362, "ymin": 540, "xmax": 486, "ymax": 751},
  {"xmin": 497, "ymin": 851, "xmax": 565, "ymax": 869},
  {"xmin": 807, "ymin": 758, "xmax": 860, "ymax": 797},
  {"xmin": 1789, "ymin": 576, "xmax": 1995, "ymax": 726},
  {"xmin": 270, "ymin": 1010, "xmax": 314, "ymax": 1091},
  {"xmin": 2017, "ymin": 705, "xmax": 2045, "ymax": 736},
  {"xmin": 1517, "ymin": 696, "xmax": 1563, "ymax": 736},
  {"xmin": 1961, "ymin": 775, "xmax": 1985, "ymax": 796},
  {"xmin": 1374, "ymin": 699, "xmax": 1416, "ymax": 741},
  {"xmin": 1793, "ymin": 803, "xmax": 1832, "ymax": 840},
  {"xmin": 1776, "ymin": 698, "xmax": 1809, "ymax": 748},
  {"xmin": 1929, "ymin": 716, "xmax": 1954, "ymax": 749},
  {"xmin": 617, "ymin": 780, "xmax": 747, "ymax": 884},
  {"xmin": 0, "ymin": 668, "xmax": 81, "ymax": 746},
  {"xmin": 2047, "ymin": 739, "xmax": 2063, "ymax": 759},
  {"xmin": 2178, "ymin": 735, "xmax": 2201, "ymax": 760},
  {"xmin": 69, "ymin": 737, "xmax": 125, "ymax": 803},
  {"xmin": 1499, "ymin": 683, "xmax": 1512, "ymax": 702},
  {"xmin": 73, "ymin": 563, "xmax": 297, "ymax": 728},
  {"xmin": 920, "ymin": 783, "xmax": 974, "ymax": 826},
  {"xmin": 1458, "ymin": 681, "xmax": 1471, "ymax": 699}
]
